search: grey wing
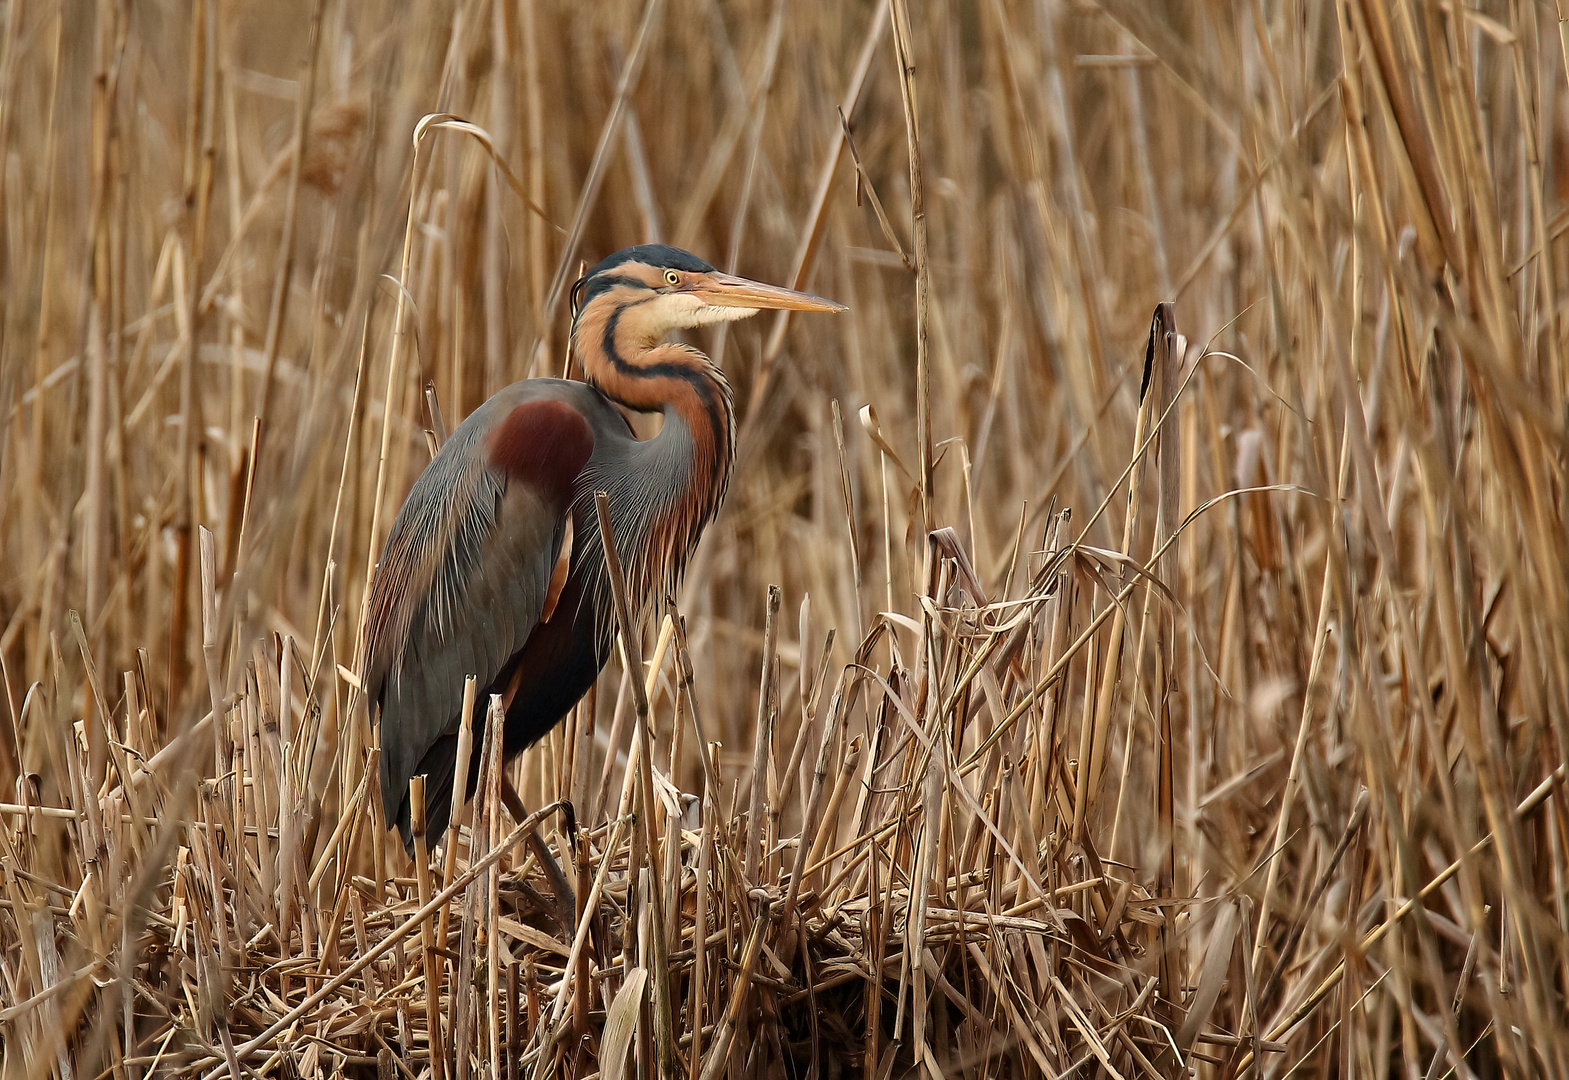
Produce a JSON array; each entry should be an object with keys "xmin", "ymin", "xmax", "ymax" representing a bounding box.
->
[{"xmin": 364, "ymin": 449, "xmax": 564, "ymax": 829}]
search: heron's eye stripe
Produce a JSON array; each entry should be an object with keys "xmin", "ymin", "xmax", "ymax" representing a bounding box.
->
[
  {"xmin": 574, "ymin": 273, "xmax": 650, "ymax": 315},
  {"xmin": 597, "ymin": 273, "xmax": 643, "ymax": 288}
]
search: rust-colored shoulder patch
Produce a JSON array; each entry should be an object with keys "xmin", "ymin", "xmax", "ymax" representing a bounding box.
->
[{"xmin": 485, "ymin": 398, "xmax": 595, "ymax": 505}]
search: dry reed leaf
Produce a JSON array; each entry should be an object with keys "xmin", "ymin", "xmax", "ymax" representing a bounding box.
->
[{"xmin": 598, "ymin": 965, "xmax": 648, "ymax": 1080}]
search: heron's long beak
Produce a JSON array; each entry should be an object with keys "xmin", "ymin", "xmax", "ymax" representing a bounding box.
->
[{"xmin": 694, "ymin": 272, "xmax": 847, "ymax": 313}]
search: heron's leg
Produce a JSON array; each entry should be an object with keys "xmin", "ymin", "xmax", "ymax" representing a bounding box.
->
[{"xmin": 499, "ymin": 777, "xmax": 578, "ymax": 937}]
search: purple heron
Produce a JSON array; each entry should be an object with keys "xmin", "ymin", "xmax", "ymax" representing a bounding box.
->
[{"xmin": 364, "ymin": 244, "xmax": 845, "ymax": 851}]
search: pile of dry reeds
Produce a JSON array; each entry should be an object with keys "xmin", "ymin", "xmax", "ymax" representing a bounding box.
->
[{"xmin": 2, "ymin": 0, "xmax": 1567, "ymax": 1077}]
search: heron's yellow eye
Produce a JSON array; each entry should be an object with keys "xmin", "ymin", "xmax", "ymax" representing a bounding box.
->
[{"xmin": 664, "ymin": 270, "xmax": 680, "ymax": 287}]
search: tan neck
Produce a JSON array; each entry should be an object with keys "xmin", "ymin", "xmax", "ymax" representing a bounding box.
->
[{"xmin": 571, "ymin": 309, "xmax": 736, "ymax": 605}]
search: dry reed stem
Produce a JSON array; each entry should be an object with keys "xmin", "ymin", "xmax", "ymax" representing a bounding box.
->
[{"xmin": 409, "ymin": 774, "xmax": 443, "ymax": 1080}]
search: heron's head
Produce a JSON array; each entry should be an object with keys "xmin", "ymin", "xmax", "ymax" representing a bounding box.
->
[{"xmin": 570, "ymin": 244, "xmax": 845, "ymax": 351}]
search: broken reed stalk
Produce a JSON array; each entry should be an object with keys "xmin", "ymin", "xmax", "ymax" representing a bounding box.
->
[
  {"xmin": 485, "ymin": 696, "xmax": 504, "ymax": 1074},
  {"xmin": 805, "ymin": 732, "xmax": 861, "ymax": 878},
  {"xmin": 745, "ymin": 583, "xmax": 781, "ymax": 884},
  {"xmin": 570, "ymin": 815, "xmax": 592, "ymax": 1041},
  {"xmin": 438, "ymin": 676, "xmax": 478, "ymax": 946},
  {"xmin": 454, "ymin": 696, "xmax": 499, "ymax": 1080},
  {"xmin": 410, "ymin": 775, "xmax": 445, "ymax": 1080}
]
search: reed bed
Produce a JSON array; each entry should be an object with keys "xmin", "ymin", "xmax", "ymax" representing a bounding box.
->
[{"xmin": 2, "ymin": 0, "xmax": 1567, "ymax": 1077}]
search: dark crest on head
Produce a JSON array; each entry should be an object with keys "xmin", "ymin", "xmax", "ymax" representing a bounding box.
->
[{"xmin": 570, "ymin": 245, "xmax": 718, "ymax": 324}]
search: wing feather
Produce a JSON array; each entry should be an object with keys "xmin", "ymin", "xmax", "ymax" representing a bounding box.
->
[{"xmin": 363, "ymin": 389, "xmax": 596, "ymax": 847}]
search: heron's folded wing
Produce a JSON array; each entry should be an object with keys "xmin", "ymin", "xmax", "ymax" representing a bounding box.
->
[{"xmin": 364, "ymin": 395, "xmax": 596, "ymax": 826}]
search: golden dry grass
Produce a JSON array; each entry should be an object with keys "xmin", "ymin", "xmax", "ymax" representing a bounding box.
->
[{"xmin": 0, "ymin": 0, "xmax": 1566, "ymax": 1077}]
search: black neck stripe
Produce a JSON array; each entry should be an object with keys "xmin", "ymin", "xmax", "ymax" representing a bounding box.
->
[{"xmin": 594, "ymin": 306, "xmax": 730, "ymax": 424}]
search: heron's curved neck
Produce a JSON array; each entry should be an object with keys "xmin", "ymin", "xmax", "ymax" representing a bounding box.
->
[{"xmin": 573, "ymin": 312, "xmax": 735, "ymax": 598}]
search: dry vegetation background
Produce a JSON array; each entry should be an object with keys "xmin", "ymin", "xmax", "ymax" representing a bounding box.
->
[{"xmin": 0, "ymin": 0, "xmax": 1566, "ymax": 1077}]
